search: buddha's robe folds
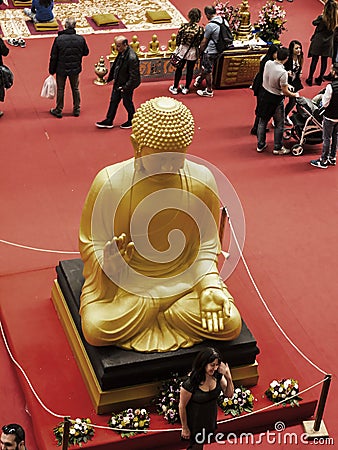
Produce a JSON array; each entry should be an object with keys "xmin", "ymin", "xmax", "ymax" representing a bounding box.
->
[{"xmin": 79, "ymin": 158, "xmax": 241, "ymax": 352}]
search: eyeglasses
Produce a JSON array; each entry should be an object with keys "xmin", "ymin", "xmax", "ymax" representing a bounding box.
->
[{"xmin": 2, "ymin": 424, "xmax": 24, "ymax": 441}]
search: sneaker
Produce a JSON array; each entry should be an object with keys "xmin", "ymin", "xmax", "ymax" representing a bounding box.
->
[
  {"xmin": 180, "ymin": 85, "xmax": 189, "ymax": 95},
  {"xmin": 193, "ymin": 76, "xmax": 202, "ymax": 88},
  {"xmin": 310, "ymin": 158, "xmax": 328, "ymax": 169},
  {"xmin": 197, "ymin": 89, "xmax": 213, "ymax": 98},
  {"xmin": 327, "ymin": 156, "xmax": 336, "ymax": 166},
  {"xmin": 120, "ymin": 121, "xmax": 132, "ymax": 129},
  {"xmin": 96, "ymin": 119, "xmax": 113, "ymax": 128},
  {"xmin": 8, "ymin": 38, "xmax": 19, "ymax": 47},
  {"xmin": 273, "ymin": 146, "xmax": 291, "ymax": 155},
  {"xmin": 168, "ymin": 86, "xmax": 178, "ymax": 95},
  {"xmin": 18, "ymin": 38, "xmax": 26, "ymax": 48},
  {"xmin": 285, "ymin": 116, "xmax": 293, "ymax": 126},
  {"xmin": 256, "ymin": 143, "xmax": 267, "ymax": 152},
  {"xmin": 73, "ymin": 109, "xmax": 80, "ymax": 117},
  {"xmin": 50, "ymin": 108, "xmax": 62, "ymax": 118}
]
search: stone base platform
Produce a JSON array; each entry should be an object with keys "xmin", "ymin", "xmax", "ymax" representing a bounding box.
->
[{"xmin": 51, "ymin": 259, "xmax": 260, "ymax": 414}]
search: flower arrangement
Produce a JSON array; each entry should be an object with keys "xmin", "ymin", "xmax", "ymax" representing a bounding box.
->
[
  {"xmin": 255, "ymin": 1, "xmax": 287, "ymax": 43},
  {"xmin": 218, "ymin": 386, "xmax": 254, "ymax": 416},
  {"xmin": 108, "ymin": 408, "xmax": 150, "ymax": 438},
  {"xmin": 155, "ymin": 375, "xmax": 183, "ymax": 424},
  {"xmin": 214, "ymin": 2, "xmax": 241, "ymax": 32},
  {"xmin": 265, "ymin": 378, "xmax": 302, "ymax": 407},
  {"xmin": 53, "ymin": 418, "xmax": 95, "ymax": 447}
]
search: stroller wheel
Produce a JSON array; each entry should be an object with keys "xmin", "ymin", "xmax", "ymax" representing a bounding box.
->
[
  {"xmin": 292, "ymin": 144, "xmax": 303, "ymax": 156},
  {"xmin": 283, "ymin": 129, "xmax": 292, "ymax": 140}
]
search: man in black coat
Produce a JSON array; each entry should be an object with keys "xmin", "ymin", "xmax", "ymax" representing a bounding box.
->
[
  {"xmin": 49, "ymin": 17, "xmax": 89, "ymax": 118},
  {"xmin": 0, "ymin": 37, "xmax": 9, "ymax": 118},
  {"xmin": 96, "ymin": 35, "xmax": 141, "ymax": 129}
]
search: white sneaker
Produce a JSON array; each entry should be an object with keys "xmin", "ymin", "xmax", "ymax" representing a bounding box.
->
[
  {"xmin": 273, "ymin": 146, "xmax": 291, "ymax": 155},
  {"xmin": 168, "ymin": 86, "xmax": 178, "ymax": 95},
  {"xmin": 197, "ymin": 89, "xmax": 213, "ymax": 98},
  {"xmin": 285, "ymin": 116, "xmax": 293, "ymax": 126},
  {"xmin": 193, "ymin": 76, "xmax": 202, "ymax": 88},
  {"xmin": 180, "ymin": 85, "xmax": 189, "ymax": 95}
]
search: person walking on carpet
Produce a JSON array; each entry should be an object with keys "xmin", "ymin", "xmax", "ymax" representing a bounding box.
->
[
  {"xmin": 310, "ymin": 63, "xmax": 338, "ymax": 169},
  {"xmin": 48, "ymin": 17, "xmax": 89, "ymax": 118},
  {"xmin": 256, "ymin": 47, "xmax": 299, "ymax": 155},
  {"xmin": 96, "ymin": 35, "xmax": 141, "ymax": 129}
]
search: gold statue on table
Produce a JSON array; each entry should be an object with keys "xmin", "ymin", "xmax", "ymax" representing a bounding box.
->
[
  {"xmin": 236, "ymin": 0, "xmax": 253, "ymax": 40},
  {"xmin": 146, "ymin": 34, "xmax": 164, "ymax": 57},
  {"xmin": 107, "ymin": 43, "xmax": 118, "ymax": 62},
  {"xmin": 167, "ymin": 33, "xmax": 177, "ymax": 53},
  {"xmin": 130, "ymin": 35, "xmax": 145, "ymax": 57},
  {"xmin": 79, "ymin": 97, "xmax": 242, "ymax": 352}
]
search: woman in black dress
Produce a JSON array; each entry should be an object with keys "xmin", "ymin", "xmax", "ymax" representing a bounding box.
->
[
  {"xmin": 306, "ymin": 0, "xmax": 338, "ymax": 86},
  {"xmin": 179, "ymin": 347, "xmax": 234, "ymax": 450},
  {"xmin": 284, "ymin": 40, "xmax": 304, "ymax": 125}
]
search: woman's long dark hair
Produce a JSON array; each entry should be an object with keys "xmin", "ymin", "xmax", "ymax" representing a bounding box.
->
[
  {"xmin": 287, "ymin": 40, "xmax": 304, "ymax": 68},
  {"xmin": 260, "ymin": 44, "xmax": 279, "ymax": 67},
  {"xmin": 189, "ymin": 347, "xmax": 221, "ymax": 389},
  {"xmin": 323, "ymin": 0, "xmax": 338, "ymax": 32},
  {"xmin": 188, "ymin": 8, "xmax": 201, "ymax": 25}
]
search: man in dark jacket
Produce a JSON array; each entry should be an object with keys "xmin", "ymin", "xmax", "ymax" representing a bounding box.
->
[
  {"xmin": 0, "ymin": 37, "xmax": 9, "ymax": 118},
  {"xmin": 49, "ymin": 17, "xmax": 89, "ymax": 118},
  {"xmin": 96, "ymin": 35, "xmax": 141, "ymax": 129}
]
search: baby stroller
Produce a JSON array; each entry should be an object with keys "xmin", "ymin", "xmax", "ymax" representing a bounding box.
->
[{"xmin": 284, "ymin": 94, "xmax": 324, "ymax": 156}]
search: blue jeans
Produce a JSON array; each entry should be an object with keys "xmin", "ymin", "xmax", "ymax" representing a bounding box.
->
[
  {"xmin": 321, "ymin": 116, "xmax": 338, "ymax": 160},
  {"xmin": 106, "ymin": 88, "xmax": 135, "ymax": 124},
  {"xmin": 257, "ymin": 99, "xmax": 285, "ymax": 150}
]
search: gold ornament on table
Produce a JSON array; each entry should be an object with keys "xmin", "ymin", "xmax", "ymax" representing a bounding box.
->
[
  {"xmin": 167, "ymin": 33, "xmax": 177, "ymax": 53},
  {"xmin": 107, "ymin": 43, "xmax": 118, "ymax": 62},
  {"xmin": 94, "ymin": 56, "xmax": 108, "ymax": 85},
  {"xmin": 130, "ymin": 35, "xmax": 145, "ymax": 57},
  {"xmin": 236, "ymin": 0, "xmax": 252, "ymax": 40},
  {"xmin": 146, "ymin": 34, "xmax": 164, "ymax": 57}
]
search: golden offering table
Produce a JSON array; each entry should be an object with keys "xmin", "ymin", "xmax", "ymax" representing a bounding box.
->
[{"xmin": 213, "ymin": 42, "xmax": 268, "ymax": 89}]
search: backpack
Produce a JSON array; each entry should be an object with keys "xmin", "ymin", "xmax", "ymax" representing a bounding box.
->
[
  {"xmin": 0, "ymin": 65, "xmax": 14, "ymax": 89},
  {"xmin": 210, "ymin": 18, "xmax": 234, "ymax": 53}
]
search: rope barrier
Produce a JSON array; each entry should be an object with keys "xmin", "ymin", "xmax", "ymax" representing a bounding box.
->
[
  {"xmin": 0, "ymin": 207, "xmax": 330, "ymax": 436},
  {"xmin": 0, "ymin": 239, "xmax": 79, "ymax": 255}
]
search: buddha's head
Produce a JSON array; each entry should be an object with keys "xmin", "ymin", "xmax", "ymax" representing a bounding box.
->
[{"xmin": 131, "ymin": 97, "xmax": 195, "ymax": 173}]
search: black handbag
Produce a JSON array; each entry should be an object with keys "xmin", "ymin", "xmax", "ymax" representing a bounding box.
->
[{"xmin": 170, "ymin": 32, "xmax": 198, "ymax": 69}]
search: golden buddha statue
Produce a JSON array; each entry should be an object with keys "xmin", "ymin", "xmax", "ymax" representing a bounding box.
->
[
  {"xmin": 79, "ymin": 97, "xmax": 242, "ymax": 352},
  {"xmin": 236, "ymin": 0, "xmax": 253, "ymax": 40},
  {"xmin": 130, "ymin": 35, "xmax": 144, "ymax": 57},
  {"xmin": 107, "ymin": 42, "xmax": 118, "ymax": 62},
  {"xmin": 147, "ymin": 34, "xmax": 164, "ymax": 57},
  {"xmin": 167, "ymin": 33, "xmax": 177, "ymax": 53}
]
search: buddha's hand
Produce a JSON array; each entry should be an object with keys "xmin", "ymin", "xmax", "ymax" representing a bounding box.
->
[
  {"xmin": 103, "ymin": 233, "xmax": 135, "ymax": 277},
  {"xmin": 200, "ymin": 288, "xmax": 231, "ymax": 333}
]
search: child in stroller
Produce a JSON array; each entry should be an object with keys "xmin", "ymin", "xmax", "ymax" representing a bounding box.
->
[{"xmin": 283, "ymin": 90, "xmax": 324, "ymax": 155}]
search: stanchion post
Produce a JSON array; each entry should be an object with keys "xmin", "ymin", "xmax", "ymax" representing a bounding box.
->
[
  {"xmin": 303, "ymin": 374, "xmax": 331, "ymax": 439},
  {"xmin": 62, "ymin": 417, "xmax": 71, "ymax": 450}
]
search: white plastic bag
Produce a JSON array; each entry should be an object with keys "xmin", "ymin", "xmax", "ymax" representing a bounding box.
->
[{"xmin": 41, "ymin": 75, "xmax": 56, "ymax": 99}]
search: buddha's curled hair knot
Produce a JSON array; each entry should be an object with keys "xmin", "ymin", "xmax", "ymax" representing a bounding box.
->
[{"xmin": 132, "ymin": 97, "xmax": 195, "ymax": 151}]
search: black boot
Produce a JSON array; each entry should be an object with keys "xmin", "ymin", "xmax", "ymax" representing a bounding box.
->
[
  {"xmin": 323, "ymin": 73, "xmax": 333, "ymax": 81},
  {"xmin": 305, "ymin": 78, "xmax": 313, "ymax": 86},
  {"xmin": 314, "ymin": 76, "xmax": 323, "ymax": 86}
]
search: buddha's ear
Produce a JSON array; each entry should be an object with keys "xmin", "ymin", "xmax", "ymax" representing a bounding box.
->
[{"xmin": 130, "ymin": 134, "xmax": 141, "ymax": 157}]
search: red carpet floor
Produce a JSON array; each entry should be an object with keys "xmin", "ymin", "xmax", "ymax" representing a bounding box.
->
[{"xmin": 1, "ymin": 0, "xmax": 337, "ymax": 449}]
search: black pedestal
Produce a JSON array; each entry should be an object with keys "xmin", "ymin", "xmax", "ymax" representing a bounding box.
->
[{"xmin": 56, "ymin": 259, "xmax": 259, "ymax": 392}]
